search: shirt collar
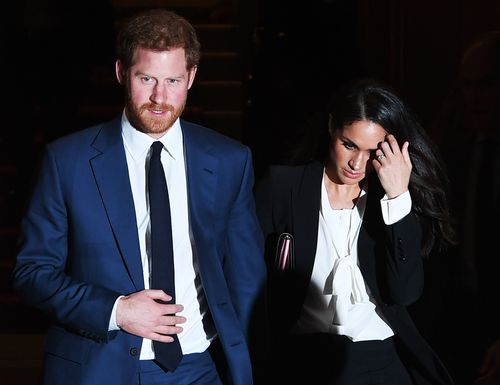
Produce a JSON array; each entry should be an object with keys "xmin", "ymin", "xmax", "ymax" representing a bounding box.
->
[{"xmin": 120, "ymin": 109, "xmax": 183, "ymax": 161}]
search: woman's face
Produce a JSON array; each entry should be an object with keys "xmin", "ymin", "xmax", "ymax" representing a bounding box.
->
[{"xmin": 328, "ymin": 120, "xmax": 387, "ymax": 184}]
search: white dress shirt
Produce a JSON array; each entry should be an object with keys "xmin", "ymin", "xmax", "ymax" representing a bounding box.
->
[
  {"xmin": 292, "ymin": 171, "xmax": 411, "ymax": 341},
  {"xmin": 109, "ymin": 111, "xmax": 210, "ymax": 359}
]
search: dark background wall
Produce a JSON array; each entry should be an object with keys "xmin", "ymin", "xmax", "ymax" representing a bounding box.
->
[{"xmin": 244, "ymin": 0, "xmax": 500, "ymax": 177}]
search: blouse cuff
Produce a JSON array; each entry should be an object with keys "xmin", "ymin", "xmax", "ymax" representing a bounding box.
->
[{"xmin": 380, "ymin": 190, "xmax": 411, "ymax": 225}]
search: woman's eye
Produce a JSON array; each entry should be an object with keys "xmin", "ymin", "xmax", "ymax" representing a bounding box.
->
[{"xmin": 342, "ymin": 141, "xmax": 355, "ymax": 150}]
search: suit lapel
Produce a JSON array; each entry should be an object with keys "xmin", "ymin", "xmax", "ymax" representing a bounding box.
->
[
  {"xmin": 89, "ymin": 118, "xmax": 144, "ymax": 290},
  {"xmin": 293, "ymin": 162, "xmax": 324, "ymax": 293},
  {"xmin": 357, "ymin": 176, "xmax": 383, "ymax": 297},
  {"xmin": 181, "ymin": 121, "xmax": 218, "ymax": 258}
]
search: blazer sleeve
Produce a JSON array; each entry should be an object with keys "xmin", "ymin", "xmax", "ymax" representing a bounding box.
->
[
  {"xmin": 223, "ymin": 146, "xmax": 267, "ymax": 336},
  {"xmin": 254, "ymin": 169, "xmax": 274, "ymax": 239},
  {"xmin": 13, "ymin": 144, "xmax": 119, "ymax": 342},
  {"xmin": 382, "ymin": 212, "xmax": 425, "ymax": 306}
]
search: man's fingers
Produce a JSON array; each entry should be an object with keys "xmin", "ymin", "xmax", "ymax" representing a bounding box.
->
[
  {"xmin": 155, "ymin": 324, "xmax": 183, "ymax": 336},
  {"xmin": 160, "ymin": 314, "xmax": 186, "ymax": 325},
  {"xmin": 145, "ymin": 331, "xmax": 179, "ymax": 343},
  {"xmin": 157, "ymin": 304, "xmax": 185, "ymax": 316},
  {"xmin": 147, "ymin": 289, "xmax": 173, "ymax": 302}
]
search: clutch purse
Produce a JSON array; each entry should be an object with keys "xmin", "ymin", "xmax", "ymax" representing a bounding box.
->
[{"xmin": 275, "ymin": 232, "xmax": 295, "ymax": 272}]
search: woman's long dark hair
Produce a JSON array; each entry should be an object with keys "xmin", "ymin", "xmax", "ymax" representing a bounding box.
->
[{"xmin": 324, "ymin": 79, "xmax": 457, "ymax": 256}]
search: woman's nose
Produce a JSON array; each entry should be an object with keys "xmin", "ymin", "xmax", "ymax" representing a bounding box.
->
[{"xmin": 349, "ymin": 153, "xmax": 366, "ymax": 170}]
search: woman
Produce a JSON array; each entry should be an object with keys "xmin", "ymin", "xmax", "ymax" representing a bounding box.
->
[{"xmin": 255, "ymin": 79, "xmax": 456, "ymax": 384}]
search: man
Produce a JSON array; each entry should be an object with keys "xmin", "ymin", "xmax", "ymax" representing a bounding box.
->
[{"xmin": 14, "ymin": 8, "xmax": 266, "ymax": 385}]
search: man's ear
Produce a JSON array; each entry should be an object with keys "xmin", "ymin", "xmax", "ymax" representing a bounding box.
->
[
  {"xmin": 115, "ymin": 60, "xmax": 126, "ymax": 85},
  {"xmin": 187, "ymin": 65, "xmax": 197, "ymax": 90}
]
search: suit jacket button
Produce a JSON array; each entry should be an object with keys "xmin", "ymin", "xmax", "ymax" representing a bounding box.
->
[{"xmin": 130, "ymin": 347, "xmax": 139, "ymax": 356}]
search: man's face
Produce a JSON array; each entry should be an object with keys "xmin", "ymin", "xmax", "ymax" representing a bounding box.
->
[{"xmin": 116, "ymin": 47, "xmax": 197, "ymax": 138}]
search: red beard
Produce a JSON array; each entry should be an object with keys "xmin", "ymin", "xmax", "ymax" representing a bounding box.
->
[{"xmin": 126, "ymin": 101, "xmax": 184, "ymax": 135}]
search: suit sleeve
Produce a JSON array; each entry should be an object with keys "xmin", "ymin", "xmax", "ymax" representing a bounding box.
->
[
  {"xmin": 13, "ymin": 145, "xmax": 119, "ymax": 342},
  {"xmin": 254, "ymin": 169, "xmax": 274, "ymax": 239},
  {"xmin": 223, "ymin": 147, "xmax": 267, "ymax": 335},
  {"xmin": 382, "ymin": 211, "xmax": 425, "ymax": 306}
]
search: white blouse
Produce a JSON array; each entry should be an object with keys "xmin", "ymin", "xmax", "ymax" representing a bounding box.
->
[{"xmin": 291, "ymin": 171, "xmax": 411, "ymax": 341}]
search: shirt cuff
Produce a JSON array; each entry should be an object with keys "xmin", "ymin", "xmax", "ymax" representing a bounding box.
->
[
  {"xmin": 380, "ymin": 190, "xmax": 412, "ymax": 225},
  {"xmin": 108, "ymin": 295, "xmax": 125, "ymax": 331}
]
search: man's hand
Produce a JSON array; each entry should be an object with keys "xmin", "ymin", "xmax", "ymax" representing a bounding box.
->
[{"xmin": 116, "ymin": 289, "xmax": 186, "ymax": 343}]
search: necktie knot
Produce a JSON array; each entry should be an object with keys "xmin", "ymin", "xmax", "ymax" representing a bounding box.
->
[{"xmin": 151, "ymin": 141, "xmax": 164, "ymax": 159}]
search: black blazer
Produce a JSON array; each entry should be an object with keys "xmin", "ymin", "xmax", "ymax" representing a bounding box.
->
[{"xmin": 255, "ymin": 161, "xmax": 453, "ymax": 385}]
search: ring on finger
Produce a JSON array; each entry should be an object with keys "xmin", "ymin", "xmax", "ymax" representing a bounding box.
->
[{"xmin": 376, "ymin": 154, "xmax": 385, "ymax": 161}]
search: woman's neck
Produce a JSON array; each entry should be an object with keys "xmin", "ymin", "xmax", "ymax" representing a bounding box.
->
[{"xmin": 324, "ymin": 169, "xmax": 363, "ymax": 210}]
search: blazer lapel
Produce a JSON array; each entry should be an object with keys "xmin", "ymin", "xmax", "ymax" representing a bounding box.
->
[
  {"xmin": 181, "ymin": 121, "xmax": 218, "ymax": 259},
  {"xmin": 293, "ymin": 162, "xmax": 324, "ymax": 293},
  {"xmin": 357, "ymin": 175, "xmax": 383, "ymax": 297},
  {"xmin": 90, "ymin": 118, "xmax": 144, "ymax": 290}
]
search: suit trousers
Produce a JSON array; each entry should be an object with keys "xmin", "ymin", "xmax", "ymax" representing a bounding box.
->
[
  {"xmin": 135, "ymin": 350, "xmax": 222, "ymax": 385},
  {"xmin": 269, "ymin": 333, "xmax": 412, "ymax": 385}
]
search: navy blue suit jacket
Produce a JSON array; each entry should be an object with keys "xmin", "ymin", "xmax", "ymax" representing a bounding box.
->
[{"xmin": 14, "ymin": 117, "xmax": 266, "ymax": 385}]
